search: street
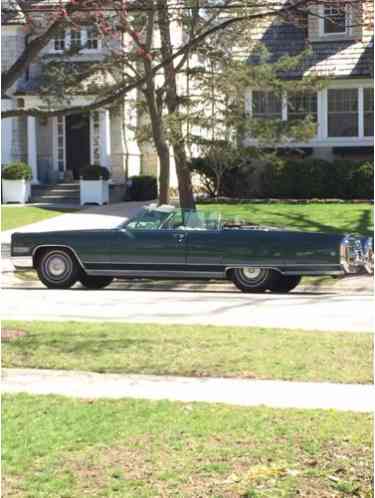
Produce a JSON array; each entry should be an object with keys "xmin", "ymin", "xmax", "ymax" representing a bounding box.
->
[{"xmin": 2, "ymin": 284, "xmax": 373, "ymax": 332}]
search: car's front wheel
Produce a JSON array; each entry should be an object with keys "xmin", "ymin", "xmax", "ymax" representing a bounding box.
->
[
  {"xmin": 230, "ymin": 267, "xmax": 277, "ymax": 293},
  {"xmin": 79, "ymin": 275, "xmax": 114, "ymax": 289},
  {"xmin": 36, "ymin": 249, "xmax": 79, "ymax": 289},
  {"xmin": 268, "ymin": 275, "xmax": 302, "ymax": 293}
]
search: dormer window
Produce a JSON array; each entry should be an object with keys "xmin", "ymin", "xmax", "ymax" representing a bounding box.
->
[
  {"xmin": 70, "ymin": 29, "xmax": 82, "ymax": 49},
  {"xmin": 86, "ymin": 27, "xmax": 98, "ymax": 50},
  {"xmin": 321, "ymin": 4, "xmax": 350, "ymax": 36}
]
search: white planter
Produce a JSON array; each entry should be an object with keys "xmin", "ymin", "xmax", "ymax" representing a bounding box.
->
[
  {"xmin": 2, "ymin": 179, "xmax": 31, "ymax": 204},
  {"xmin": 80, "ymin": 179, "xmax": 109, "ymax": 206}
]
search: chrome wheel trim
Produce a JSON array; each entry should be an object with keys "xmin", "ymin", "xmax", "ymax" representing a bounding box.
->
[
  {"xmin": 236, "ymin": 267, "xmax": 270, "ymax": 287},
  {"xmin": 43, "ymin": 252, "xmax": 73, "ymax": 282}
]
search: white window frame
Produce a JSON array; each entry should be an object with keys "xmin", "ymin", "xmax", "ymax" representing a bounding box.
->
[
  {"xmin": 319, "ymin": 4, "xmax": 352, "ymax": 37},
  {"xmin": 245, "ymin": 80, "xmax": 374, "ymax": 147},
  {"xmin": 51, "ymin": 28, "xmax": 102, "ymax": 54},
  {"xmin": 52, "ymin": 115, "xmax": 66, "ymax": 179}
]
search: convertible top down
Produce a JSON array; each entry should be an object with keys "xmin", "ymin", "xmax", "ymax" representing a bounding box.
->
[{"xmin": 11, "ymin": 204, "xmax": 373, "ymax": 292}]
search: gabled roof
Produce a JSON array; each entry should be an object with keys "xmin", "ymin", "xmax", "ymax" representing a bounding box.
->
[{"xmin": 248, "ymin": 22, "xmax": 374, "ymax": 79}]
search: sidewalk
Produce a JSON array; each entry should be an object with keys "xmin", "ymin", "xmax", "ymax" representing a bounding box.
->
[{"xmin": 2, "ymin": 368, "xmax": 374, "ymax": 412}]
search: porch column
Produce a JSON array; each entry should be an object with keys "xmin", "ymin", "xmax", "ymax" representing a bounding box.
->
[
  {"xmin": 100, "ymin": 110, "xmax": 111, "ymax": 170},
  {"xmin": 27, "ymin": 116, "xmax": 38, "ymax": 184}
]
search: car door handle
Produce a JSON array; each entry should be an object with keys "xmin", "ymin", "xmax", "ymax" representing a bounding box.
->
[{"xmin": 173, "ymin": 233, "xmax": 185, "ymax": 241}]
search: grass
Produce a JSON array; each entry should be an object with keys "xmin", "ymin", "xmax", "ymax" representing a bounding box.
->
[
  {"xmin": 2, "ymin": 394, "xmax": 373, "ymax": 497},
  {"xmin": 199, "ymin": 202, "xmax": 374, "ymax": 235},
  {"xmin": 2, "ymin": 321, "xmax": 373, "ymax": 384},
  {"xmin": 1, "ymin": 206, "xmax": 78, "ymax": 231}
]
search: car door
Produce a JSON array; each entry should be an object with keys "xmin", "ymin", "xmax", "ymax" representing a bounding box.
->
[{"xmin": 110, "ymin": 209, "xmax": 187, "ymax": 269}]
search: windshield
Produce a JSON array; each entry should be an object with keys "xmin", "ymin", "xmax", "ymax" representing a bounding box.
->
[{"xmin": 124, "ymin": 207, "xmax": 222, "ymax": 231}]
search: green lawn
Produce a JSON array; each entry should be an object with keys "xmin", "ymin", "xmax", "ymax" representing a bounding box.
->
[
  {"xmin": 199, "ymin": 202, "xmax": 374, "ymax": 235},
  {"xmin": 1, "ymin": 207, "xmax": 78, "ymax": 231},
  {"xmin": 2, "ymin": 394, "xmax": 373, "ymax": 498},
  {"xmin": 3, "ymin": 321, "xmax": 373, "ymax": 384}
]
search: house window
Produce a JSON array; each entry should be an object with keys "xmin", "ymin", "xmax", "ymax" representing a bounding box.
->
[
  {"xmin": 54, "ymin": 31, "xmax": 65, "ymax": 51},
  {"xmin": 56, "ymin": 116, "xmax": 65, "ymax": 172},
  {"xmin": 86, "ymin": 27, "xmax": 99, "ymax": 50},
  {"xmin": 323, "ymin": 5, "xmax": 347, "ymax": 34},
  {"xmin": 287, "ymin": 93, "xmax": 317, "ymax": 123},
  {"xmin": 364, "ymin": 88, "xmax": 374, "ymax": 137},
  {"xmin": 328, "ymin": 89, "xmax": 358, "ymax": 137},
  {"xmin": 70, "ymin": 29, "xmax": 82, "ymax": 49},
  {"xmin": 252, "ymin": 91, "xmax": 282, "ymax": 119}
]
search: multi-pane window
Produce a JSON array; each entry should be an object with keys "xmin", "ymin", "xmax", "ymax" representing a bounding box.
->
[
  {"xmin": 328, "ymin": 89, "xmax": 358, "ymax": 137},
  {"xmin": 54, "ymin": 31, "xmax": 65, "ymax": 51},
  {"xmin": 324, "ymin": 5, "xmax": 347, "ymax": 34},
  {"xmin": 364, "ymin": 88, "xmax": 374, "ymax": 137},
  {"xmin": 287, "ymin": 93, "xmax": 317, "ymax": 123},
  {"xmin": 86, "ymin": 27, "xmax": 99, "ymax": 50},
  {"xmin": 56, "ymin": 116, "xmax": 65, "ymax": 173},
  {"xmin": 252, "ymin": 91, "xmax": 282, "ymax": 119},
  {"xmin": 70, "ymin": 29, "xmax": 82, "ymax": 49}
]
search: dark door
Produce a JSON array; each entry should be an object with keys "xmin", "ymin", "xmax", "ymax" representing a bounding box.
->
[{"xmin": 66, "ymin": 114, "xmax": 90, "ymax": 180}]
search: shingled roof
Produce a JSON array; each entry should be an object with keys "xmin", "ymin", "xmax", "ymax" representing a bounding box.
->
[{"xmin": 248, "ymin": 22, "xmax": 374, "ymax": 79}]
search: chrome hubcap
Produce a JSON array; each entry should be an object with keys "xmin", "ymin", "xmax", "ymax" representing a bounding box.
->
[
  {"xmin": 48, "ymin": 256, "xmax": 67, "ymax": 277},
  {"xmin": 242, "ymin": 267, "xmax": 262, "ymax": 280}
]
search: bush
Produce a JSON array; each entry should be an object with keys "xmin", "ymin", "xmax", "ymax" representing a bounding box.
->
[
  {"xmin": 80, "ymin": 164, "xmax": 110, "ymax": 181},
  {"xmin": 191, "ymin": 154, "xmax": 374, "ymax": 199},
  {"xmin": 127, "ymin": 175, "xmax": 157, "ymax": 201},
  {"xmin": 2, "ymin": 162, "xmax": 32, "ymax": 180}
]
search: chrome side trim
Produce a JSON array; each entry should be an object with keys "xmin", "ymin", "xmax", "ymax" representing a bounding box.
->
[
  {"xmin": 12, "ymin": 256, "xmax": 34, "ymax": 270},
  {"xmin": 31, "ymin": 245, "xmax": 86, "ymax": 270},
  {"xmin": 85, "ymin": 269, "xmax": 225, "ymax": 279}
]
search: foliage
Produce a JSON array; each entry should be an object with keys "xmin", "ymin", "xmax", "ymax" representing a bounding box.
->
[
  {"xmin": 266, "ymin": 159, "xmax": 374, "ymax": 199},
  {"xmin": 80, "ymin": 164, "xmax": 111, "ymax": 180},
  {"xmin": 192, "ymin": 154, "xmax": 374, "ymax": 200},
  {"xmin": 2, "ymin": 162, "xmax": 32, "ymax": 181},
  {"xmin": 126, "ymin": 175, "xmax": 157, "ymax": 201}
]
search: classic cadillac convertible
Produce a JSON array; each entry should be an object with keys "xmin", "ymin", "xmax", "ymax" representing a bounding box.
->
[{"xmin": 11, "ymin": 205, "xmax": 373, "ymax": 292}]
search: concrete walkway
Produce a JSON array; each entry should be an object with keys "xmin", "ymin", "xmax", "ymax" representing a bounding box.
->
[{"xmin": 2, "ymin": 368, "xmax": 374, "ymax": 412}]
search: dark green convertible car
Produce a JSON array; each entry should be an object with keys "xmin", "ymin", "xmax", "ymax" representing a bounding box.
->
[{"xmin": 11, "ymin": 205, "xmax": 373, "ymax": 292}]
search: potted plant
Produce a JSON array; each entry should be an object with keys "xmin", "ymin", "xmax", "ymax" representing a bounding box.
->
[
  {"xmin": 2, "ymin": 162, "xmax": 32, "ymax": 204},
  {"xmin": 80, "ymin": 164, "xmax": 110, "ymax": 205}
]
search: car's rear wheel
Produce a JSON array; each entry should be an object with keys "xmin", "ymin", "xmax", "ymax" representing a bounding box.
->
[
  {"xmin": 268, "ymin": 275, "xmax": 302, "ymax": 293},
  {"xmin": 36, "ymin": 249, "xmax": 79, "ymax": 289},
  {"xmin": 231, "ymin": 267, "xmax": 277, "ymax": 293},
  {"xmin": 79, "ymin": 275, "xmax": 114, "ymax": 289}
]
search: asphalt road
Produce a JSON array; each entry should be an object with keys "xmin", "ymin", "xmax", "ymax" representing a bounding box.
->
[{"xmin": 2, "ymin": 284, "xmax": 373, "ymax": 332}]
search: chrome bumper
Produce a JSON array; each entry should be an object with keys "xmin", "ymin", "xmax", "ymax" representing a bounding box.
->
[
  {"xmin": 340, "ymin": 236, "xmax": 374, "ymax": 275},
  {"xmin": 12, "ymin": 256, "xmax": 34, "ymax": 270}
]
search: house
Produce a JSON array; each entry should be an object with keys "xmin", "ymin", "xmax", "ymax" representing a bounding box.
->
[
  {"xmin": 1, "ymin": 1, "xmax": 373, "ymax": 198},
  {"xmin": 1, "ymin": 0, "xmax": 164, "ymax": 192},
  {"xmin": 246, "ymin": 2, "xmax": 374, "ymax": 161}
]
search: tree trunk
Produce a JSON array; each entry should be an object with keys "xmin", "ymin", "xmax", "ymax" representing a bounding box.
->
[
  {"xmin": 157, "ymin": 0, "xmax": 195, "ymax": 209},
  {"xmin": 143, "ymin": 65, "xmax": 170, "ymax": 205}
]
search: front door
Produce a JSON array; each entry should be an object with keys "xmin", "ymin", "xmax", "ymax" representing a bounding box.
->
[{"xmin": 66, "ymin": 114, "xmax": 90, "ymax": 179}]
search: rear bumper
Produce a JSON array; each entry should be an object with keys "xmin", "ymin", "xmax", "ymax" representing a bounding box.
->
[{"xmin": 12, "ymin": 256, "xmax": 34, "ymax": 270}]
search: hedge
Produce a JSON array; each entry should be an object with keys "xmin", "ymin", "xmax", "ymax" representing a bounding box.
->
[
  {"xmin": 190, "ymin": 157, "xmax": 374, "ymax": 200},
  {"xmin": 126, "ymin": 175, "xmax": 158, "ymax": 201},
  {"xmin": 80, "ymin": 165, "xmax": 111, "ymax": 180}
]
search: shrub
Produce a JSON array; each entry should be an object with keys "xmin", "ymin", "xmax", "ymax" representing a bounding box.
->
[
  {"xmin": 2, "ymin": 162, "xmax": 32, "ymax": 180},
  {"xmin": 80, "ymin": 164, "xmax": 110, "ymax": 181},
  {"xmin": 127, "ymin": 175, "xmax": 157, "ymax": 201},
  {"xmin": 191, "ymin": 154, "xmax": 374, "ymax": 199}
]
